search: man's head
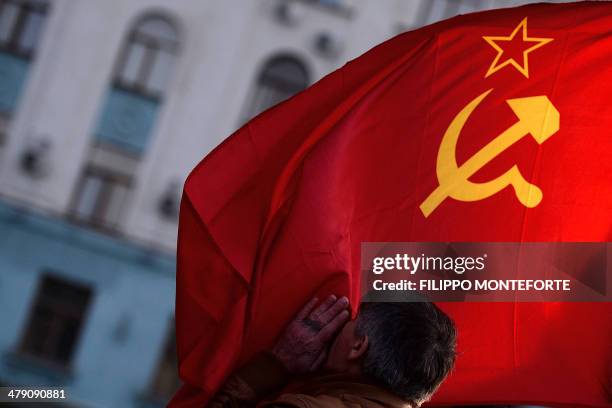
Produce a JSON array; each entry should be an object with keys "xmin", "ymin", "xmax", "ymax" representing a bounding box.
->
[{"xmin": 325, "ymin": 301, "xmax": 457, "ymax": 406}]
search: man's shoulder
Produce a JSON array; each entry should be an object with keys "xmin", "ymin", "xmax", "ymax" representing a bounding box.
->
[
  {"xmin": 260, "ymin": 392, "xmax": 344, "ymax": 408},
  {"xmin": 258, "ymin": 375, "xmax": 410, "ymax": 408}
]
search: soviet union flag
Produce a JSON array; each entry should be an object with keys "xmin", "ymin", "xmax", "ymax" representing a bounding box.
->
[{"xmin": 172, "ymin": 2, "xmax": 612, "ymax": 407}]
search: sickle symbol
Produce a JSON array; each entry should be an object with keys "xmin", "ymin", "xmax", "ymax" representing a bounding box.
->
[{"xmin": 420, "ymin": 88, "xmax": 559, "ymax": 218}]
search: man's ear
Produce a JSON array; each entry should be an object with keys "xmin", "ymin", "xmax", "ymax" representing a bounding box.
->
[{"xmin": 348, "ymin": 335, "xmax": 368, "ymax": 360}]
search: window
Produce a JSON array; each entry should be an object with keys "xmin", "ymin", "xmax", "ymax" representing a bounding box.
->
[
  {"xmin": 93, "ymin": 14, "xmax": 180, "ymax": 154},
  {"xmin": 70, "ymin": 167, "xmax": 131, "ymax": 231},
  {"xmin": 314, "ymin": 0, "xmax": 345, "ymax": 8},
  {"xmin": 19, "ymin": 274, "xmax": 92, "ymax": 367},
  {"xmin": 0, "ymin": 0, "xmax": 48, "ymax": 58},
  {"xmin": 242, "ymin": 54, "xmax": 309, "ymax": 122},
  {"xmin": 302, "ymin": 0, "xmax": 354, "ymax": 12},
  {"xmin": 0, "ymin": 1, "xmax": 48, "ymax": 116},
  {"xmin": 149, "ymin": 322, "xmax": 181, "ymax": 402},
  {"xmin": 113, "ymin": 15, "xmax": 179, "ymax": 101},
  {"xmin": 0, "ymin": 113, "xmax": 9, "ymax": 145}
]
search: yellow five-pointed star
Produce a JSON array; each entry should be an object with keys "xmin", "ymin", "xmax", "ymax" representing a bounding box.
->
[{"xmin": 483, "ymin": 17, "xmax": 553, "ymax": 78}]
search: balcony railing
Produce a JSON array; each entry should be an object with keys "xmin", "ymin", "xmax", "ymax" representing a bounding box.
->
[
  {"xmin": 94, "ymin": 87, "xmax": 159, "ymax": 155},
  {"xmin": 0, "ymin": 51, "xmax": 30, "ymax": 114}
]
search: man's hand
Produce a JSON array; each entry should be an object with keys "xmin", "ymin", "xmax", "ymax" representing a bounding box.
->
[{"xmin": 271, "ymin": 295, "xmax": 350, "ymax": 374}]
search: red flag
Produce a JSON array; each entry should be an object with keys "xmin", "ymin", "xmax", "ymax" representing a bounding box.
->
[{"xmin": 171, "ymin": 2, "xmax": 612, "ymax": 407}]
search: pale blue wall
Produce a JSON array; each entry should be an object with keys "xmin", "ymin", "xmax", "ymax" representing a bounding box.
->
[{"xmin": 0, "ymin": 201, "xmax": 175, "ymax": 407}]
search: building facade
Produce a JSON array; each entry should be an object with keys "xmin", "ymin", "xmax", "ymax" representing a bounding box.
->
[{"xmin": 0, "ymin": 0, "xmax": 573, "ymax": 406}]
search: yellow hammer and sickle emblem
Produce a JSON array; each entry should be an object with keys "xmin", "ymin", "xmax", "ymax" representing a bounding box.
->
[{"xmin": 420, "ymin": 88, "xmax": 560, "ymax": 218}]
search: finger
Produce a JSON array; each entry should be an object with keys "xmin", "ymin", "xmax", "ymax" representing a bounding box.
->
[
  {"xmin": 296, "ymin": 297, "xmax": 319, "ymax": 320},
  {"xmin": 309, "ymin": 350, "xmax": 327, "ymax": 372},
  {"xmin": 318, "ymin": 296, "xmax": 349, "ymax": 324},
  {"xmin": 317, "ymin": 310, "xmax": 350, "ymax": 342},
  {"xmin": 309, "ymin": 295, "xmax": 337, "ymax": 320}
]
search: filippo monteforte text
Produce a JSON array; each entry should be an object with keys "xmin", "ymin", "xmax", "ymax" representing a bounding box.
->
[{"xmin": 372, "ymin": 279, "xmax": 571, "ymax": 292}]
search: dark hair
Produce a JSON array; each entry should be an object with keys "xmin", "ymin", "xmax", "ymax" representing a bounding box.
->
[{"xmin": 355, "ymin": 301, "xmax": 457, "ymax": 406}]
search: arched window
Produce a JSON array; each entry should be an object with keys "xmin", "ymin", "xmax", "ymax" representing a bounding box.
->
[
  {"xmin": 114, "ymin": 16, "xmax": 180, "ymax": 100},
  {"xmin": 72, "ymin": 13, "xmax": 180, "ymax": 231},
  {"xmin": 94, "ymin": 14, "xmax": 180, "ymax": 154},
  {"xmin": 243, "ymin": 54, "xmax": 309, "ymax": 122}
]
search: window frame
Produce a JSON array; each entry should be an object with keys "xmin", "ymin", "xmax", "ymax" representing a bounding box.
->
[
  {"xmin": 0, "ymin": 0, "xmax": 48, "ymax": 59},
  {"xmin": 297, "ymin": 0, "xmax": 355, "ymax": 17},
  {"xmin": 69, "ymin": 166, "xmax": 133, "ymax": 233},
  {"xmin": 241, "ymin": 53, "xmax": 310, "ymax": 123},
  {"xmin": 18, "ymin": 273, "xmax": 93, "ymax": 370},
  {"xmin": 147, "ymin": 319, "xmax": 181, "ymax": 402},
  {"xmin": 112, "ymin": 14, "xmax": 180, "ymax": 102}
]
